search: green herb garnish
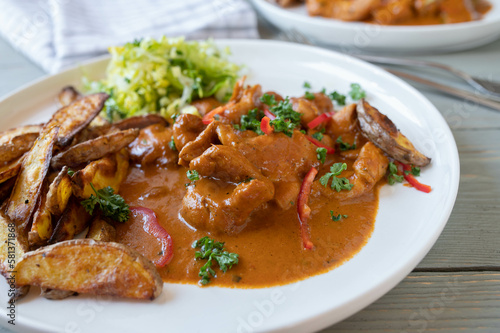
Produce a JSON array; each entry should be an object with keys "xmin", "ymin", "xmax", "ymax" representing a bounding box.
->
[
  {"xmin": 316, "ymin": 147, "xmax": 327, "ymax": 164},
  {"xmin": 238, "ymin": 109, "xmax": 264, "ymax": 135},
  {"xmin": 81, "ymin": 183, "xmax": 130, "ymax": 222},
  {"xmin": 319, "ymin": 163, "xmax": 354, "ymax": 192},
  {"xmin": 387, "ymin": 162, "xmax": 404, "ymax": 185},
  {"xmin": 312, "ymin": 131, "xmax": 324, "ymax": 141},
  {"xmin": 348, "ymin": 83, "xmax": 366, "ymax": 101},
  {"xmin": 67, "ymin": 168, "xmax": 75, "ymax": 177},
  {"xmin": 168, "ymin": 136, "xmax": 177, "ymax": 151},
  {"xmin": 269, "ymin": 97, "xmax": 302, "ymax": 137},
  {"xmin": 330, "ymin": 211, "xmax": 348, "ymax": 221},
  {"xmin": 304, "ymin": 91, "xmax": 315, "ymax": 100},
  {"xmin": 329, "ymin": 91, "xmax": 346, "ymax": 106},
  {"xmin": 187, "ymin": 170, "xmax": 200, "ymax": 182},
  {"xmin": 303, "ymin": 81, "xmax": 312, "ymax": 89},
  {"xmin": 192, "ymin": 236, "xmax": 239, "ymax": 285},
  {"xmin": 260, "ymin": 93, "xmax": 277, "ymax": 106},
  {"xmin": 336, "ymin": 136, "xmax": 356, "ymax": 151}
]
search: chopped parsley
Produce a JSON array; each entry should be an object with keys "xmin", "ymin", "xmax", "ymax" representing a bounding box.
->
[
  {"xmin": 304, "ymin": 91, "xmax": 315, "ymax": 100},
  {"xmin": 330, "ymin": 211, "xmax": 348, "ymax": 221},
  {"xmin": 348, "ymin": 83, "xmax": 366, "ymax": 101},
  {"xmin": 67, "ymin": 168, "xmax": 75, "ymax": 177},
  {"xmin": 336, "ymin": 136, "xmax": 356, "ymax": 151},
  {"xmin": 171, "ymin": 113, "xmax": 180, "ymax": 123},
  {"xmin": 387, "ymin": 162, "xmax": 404, "ymax": 185},
  {"xmin": 319, "ymin": 163, "xmax": 354, "ymax": 192},
  {"xmin": 187, "ymin": 170, "xmax": 200, "ymax": 182},
  {"xmin": 260, "ymin": 93, "xmax": 277, "ymax": 106},
  {"xmin": 81, "ymin": 183, "xmax": 130, "ymax": 222},
  {"xmin": 405, "ymin": 165, "xmax": 421, "ymax": 177},
  {"xmin": 168, "ymin": 136, "xmax": 177, "ymax": 151},
  {"xmin": 238, "ymin": 177, "xmax": 254, "ymax": 184},
  {"xmin": 316, "ymin": 147, "xmax": 327, "ymax": 164},
  {"xmin": 269, "ymin": 98, "xmax": 302, "ymax": 137},
  {"xmin": 312, "ymin": 131, "xmax": 324, "ymax": 141},
  {"xmin": 329, "ymin": 91, "xmax": 346, "ymax": 106},
  {"xmin": 235, "ymin": 109, "xmax": 264, "ymax": 135},
  {"xmin": 192, "ymin": 236, "xmax": 239, "ymax": 285},
  {"xmin": 303, "ymin": 81, "xmax": 311, "ymax": 89}
]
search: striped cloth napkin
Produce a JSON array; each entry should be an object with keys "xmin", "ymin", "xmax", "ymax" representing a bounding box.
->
[{"xmin": 0, "ymin": 0, "xmax": 258, "ymax": 73}]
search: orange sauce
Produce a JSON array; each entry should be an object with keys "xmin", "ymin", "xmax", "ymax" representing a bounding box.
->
[{"xmin": 117, "ymin": 157, "xmax": 380, "ymax": 288}]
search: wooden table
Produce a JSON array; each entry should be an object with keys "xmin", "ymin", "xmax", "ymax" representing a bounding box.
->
[{"xmin": 0, "ymin": 20, "xmax": 499, "ymax": 332}]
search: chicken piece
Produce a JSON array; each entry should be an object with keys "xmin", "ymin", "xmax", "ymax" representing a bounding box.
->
[
  {"xmin": 238, "ymin": 131, "xmax": 319, "ymax": 183},
  {"xmin": 291, "ymin": 98, "xmax": 320, "ymax": 127},
  {"xmin": 128, "ymin": 124, "xmax": 177, "ymax": 166},
  {"xmin": 439, "ymin": 0, "xmax": 478, "ymax": 23},
  {"xmin": 310, "ymin": 92, "xmax": 334, "ymax": 114},
  {"xmin": 414, "ymin": 0, "xmax": 441, "ymax": 16},
  {"xmin": 307, "ymin": 0, "xmax": 382, "ymax": 21},
  {"xmin": 273, "ymin": 181, "xmax": 301, "ymax": 210},
  {"xmin": 190, "ymin": 97, "xmax": 222, "ymax": 117},
  {"xmin": 214, "ymin": 78, "xmax": 263, "ymax": 124},
  {"xmin": 371, "ymin": 0, "xmax": 414, "ymax": 25},
  {"xmin": 328, "ymin": 103, "xmax": 358, "ymax": 135},
  {"xmin": 313, "ymin": 142, "xmax": 389, "ymax": 200},
  {"xmin": 180, "ymin": 145, "xmax": 274, "ymax": 234},
  {"xmin": 173, "ymin": 114, "xmax": 205, "ymax": 151}
]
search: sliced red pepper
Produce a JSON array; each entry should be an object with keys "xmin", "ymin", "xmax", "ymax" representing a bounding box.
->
[
  {"xmin": 399, "ymin": 163, "xmax": 432, "ymax": 193},
  {"xmin": 260, "ymin": 116, "xmax": 274, "ymax": 135},
  {"xmin": 263, "ymin": 108, "xmax": 276, "ymax": 120},
  {"xmin": 202, "ymin": 105, "xmax": 226, "ymax": 125},
  {"xmin": 130, "ymin": 206, "xmax": 174, "ymax": 267},
  {"xmin": 297, "ymin": 167, "xmax": 318, "ymax": 250},
  {"xmin": 305, "ymin": 135, "xmax": 335, "ymax": 154},
  {"xmin": 307, "ymin": 112, "xmax": 332, "ymax": 129}
]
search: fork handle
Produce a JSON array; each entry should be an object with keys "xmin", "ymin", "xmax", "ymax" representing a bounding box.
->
[{"xmin": 356, "ymin": 55, "xmax": 482, "ymax": 92}]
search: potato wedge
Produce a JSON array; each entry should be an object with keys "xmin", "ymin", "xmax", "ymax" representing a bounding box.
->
[
  {"xmin": 15, "ymin": 239, "xmax": 163, "ymax": 300},
  {"xmin": 46, "ymin": 166, "xmax": 73, "ymax": 216},
  {"xmin": 71, "ymin": 149, "xmax": 129, "ymax": 199},
  {"xmin": 28, "ymin": 184, "xmax": 52, "ymax": 248},
  {"xmin": 357, "ymin": 99, "xmax": 431, "ymax": 167},
  {"xmin": 0, "ymin": 210, "xmax": 28, "ymax": 278},
  {"xmin": 0, "ymin": 124, "xmax": 41, "ymax": 165},
  {"xmin": 6, "ymin": 126, "xmax": 58, "ymax": 231},
  {"xmin": 52, "ymin": 128, "xmax": 139, "ymax": 169},
  {"xmin": 0, "ymin": 155, "xmax": 24, "ymax": 184},
  {"xmin": 0, "ymin": 178, "xmax": 16, "ymax": 203},
  {"xmin": 86, "ymin": 216, "xmax": 116, "ymax": 242},
  {"xmin": 58, "ymin": 86, "xmax": 81, "ymax": 106},
  {"xmin": 47, "ymin": 93, "xmax": 108, "ymax": 147},
  {"xmin": 49, "ymin": 197, "xmax": 91, "ymax": 244},
  {"xmin": 112, "ymin": 114, "xmax": 167, "ymax": 131}
]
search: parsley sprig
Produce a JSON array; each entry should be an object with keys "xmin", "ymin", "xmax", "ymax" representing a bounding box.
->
[
  {"xmin": 187, "ymin": 170, "xmax": 200, "ymax": 181},
  {"xmin": 319, "ymin": 163, "xmax": 354, "ymax": 192},
  {"xmin": 260, "ymin": 93, "xmax": 277, "ymax": 106},
  {"xmin": 192, "ymin": 236, "xmax": 239, "ymax": 285},
  {"xmin": 81, "ymin": 183, "xmax": 130, "ymax": 222},
  {"xmin": 268, "ymin": 98, "xmax": 302, "ymax": 137},
  {"xmin": 348, "ymin": 83, "xmax": 366, "ymax": 100},
  {"xmin": 336, "ymin": 136, "xmax": 356, "ymax": 151},
  {"xmin": 329, "ymin": 91, "xmax": 346, "ymax": 106},
  {"xmin": 387, "ymin": 162, "xmax": 404, "ymax": 185},
  {"xmin": 235, "ymin": 109, "xmax": 264, "ymax": 135},
  {"xmin": 316, "ymin": 147, "xmax": 327, "ymax": 164}
]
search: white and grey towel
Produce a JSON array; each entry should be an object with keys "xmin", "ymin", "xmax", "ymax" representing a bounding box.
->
[{"xmin": 0, "ymin": 0, "xmax": 258, "ymax": 73}]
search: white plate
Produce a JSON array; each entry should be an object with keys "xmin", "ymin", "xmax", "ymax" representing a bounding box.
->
[
  {"xmin": 251, "ymin": 0, "xmax": 500, "ymax": 53},
  {"xmin": 0, "ymin": 40, "xmax": 459, "ymax": 333}
]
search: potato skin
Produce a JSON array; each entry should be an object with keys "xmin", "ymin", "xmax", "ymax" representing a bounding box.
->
[
  {"xmin": 15, "ymin": 239, "xmax": 163, "ymax": 300},
  {"xmin": 86, "ymin": 216, "xmax": 116, "ymax": 242}
]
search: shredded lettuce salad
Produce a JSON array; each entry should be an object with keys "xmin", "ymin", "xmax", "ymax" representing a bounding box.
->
[{"xmin": 84, "ymin": 36, "xmax": 241, "ymax": 121}]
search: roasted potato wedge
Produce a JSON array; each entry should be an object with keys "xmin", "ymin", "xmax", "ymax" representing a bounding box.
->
[
  {"xmin": 357, "ymin": 99, "xmax": 431, "ymax": 167},
  {"xmin": 28, "ymin": 184, "xmax": 53, "ymax": 247},
  {"xmin": 0, "ymin": 178, "xmax": 16, "ymax": 203},
  {"xmin": 86, "ymin": 216, "xmax": 116, "ymax": 242},
  {"xmin": 52, "ymin": 128, "xmax": 139, "ymax": 169},
  {"xmin": 15, "ymin": 239, "xmax": 163, "ymax": 300},
  {"xmin": 6, "ymin": 126, "xmax": 58, "ymax": 230},
  {"xmin": 0, "ymin": 155, "xmax": 24, "ymax": 184},
  {"xmin": 46, "ymin": 166, "xmax": 73, "ymax": 216},
  {"xmin": 40, "ymin": 288, "xmax": 76, "ymax": 300},
  {"xmin": 58, "ymin": 86, "xmax": 81, "ymax": 106},
  {"xmin": 112, "ymin": 114, "xmax": 167, "ymax": 131},
  {"xmin": 47, "ymin": 93, "xmax": 108, "ymax": 147},
  {"xmin": 0, "ymin": 124, "xmax": 41, "ymax": 165},
  {"xmin": 0, "ymin": 211, "xmax": 28, "ymax": 277},
  {"xmin": 71, "ymin": 149, "xmax": 129, "ymax": 199},
  {"xmin": 49, "ymin": 198, "xmax": 91, "ymax": 244}
]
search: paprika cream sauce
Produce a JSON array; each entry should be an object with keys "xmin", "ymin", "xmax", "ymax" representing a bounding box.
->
[{"xmin": 116, "ymin": 157, "xmax": 380, "ymax": 288}]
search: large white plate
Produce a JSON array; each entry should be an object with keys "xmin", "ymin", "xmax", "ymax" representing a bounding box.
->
[
  {"xmin": 251, "ymin": 0, "xmax": 500, "ymax": 53},
  {"xmin": 0, "ymin": 40, "xmax": 459, "ymax": 333}
]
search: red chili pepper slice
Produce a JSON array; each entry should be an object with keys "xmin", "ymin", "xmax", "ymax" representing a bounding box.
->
[
  {"xmin": 202, "ymin": 105, "xmax": 226, "ymax": 125},
  {"xmin": 297, "ymin": 167, "xmax": 318, "ymax": 250},
  {"xmin": 400, "ymin": 163, "xmax": 432, "ymax": 193},
  {"xmin": 263, "ymin": 108, "xmax": 276, "ymax": 120},
  {"xmin": 260, "ymin": 116, "xmax": 274, "ymax": 135},
  {"xmin": 307, "ymin": 112, "xmax": 332, "ymax": 129},
  {"xmin": 305, "ymin": 135, "xmax": 335, "ymax": 154},
  {"xmin": 130, "ymin": 206, "xmax": 174, "ymax": 267}
]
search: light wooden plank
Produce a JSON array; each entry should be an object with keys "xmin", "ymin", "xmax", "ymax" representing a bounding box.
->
[{"xmin": 323, "ymin": 272, "xmax": 500, "ymax": 332}]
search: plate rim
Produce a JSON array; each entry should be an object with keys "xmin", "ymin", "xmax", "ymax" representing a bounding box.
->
[{"xmin": 0, "ymin": 39, "xmax": 461, "ymax": 333}]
